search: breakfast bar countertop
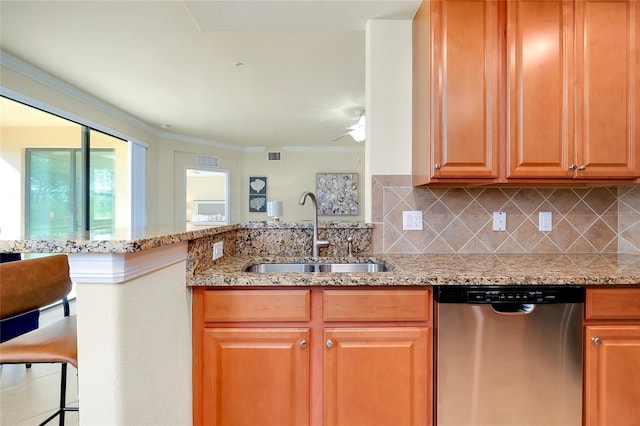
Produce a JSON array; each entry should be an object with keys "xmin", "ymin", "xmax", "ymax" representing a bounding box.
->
[
  {"xmin": 0, "ymin": 222, "xmax": 369, "ymax": 254},
  {"xmin": 0, "ymin": 224, "xmax": 239, "ymax": 254},
  {"xmin": 189, "ymin": 252, "xmax": 640, "ymax": 287}
]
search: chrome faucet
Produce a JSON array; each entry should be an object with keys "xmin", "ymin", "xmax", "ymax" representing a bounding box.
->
[{"xmin": 299, "ymin": 191, "xmax": 329, "ymax": 257}]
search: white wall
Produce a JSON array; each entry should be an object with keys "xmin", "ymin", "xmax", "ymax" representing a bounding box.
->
[
  {"xmin": 187, "ymin": 175, "xmax": 226, "ymax": 202},
  {"xmin": 365, "ymin": 19, "xmax": 414, "ymax": 221},
  {"xmin": 241, "ymin": 148, "xmax": 365, "ymax": 222},
  {"xmin": 74, "ymin": 249, "xmax": 192, "ymax": 425}
]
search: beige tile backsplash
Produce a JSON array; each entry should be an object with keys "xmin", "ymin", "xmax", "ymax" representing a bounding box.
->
[{"xmin": 372, "ymin": 175, "xmax": 640, "ymax": 254}]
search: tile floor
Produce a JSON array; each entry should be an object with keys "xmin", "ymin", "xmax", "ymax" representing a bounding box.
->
[{"xmin": 1, "ymin": 301, "xmax": 79, "ymax": 426}]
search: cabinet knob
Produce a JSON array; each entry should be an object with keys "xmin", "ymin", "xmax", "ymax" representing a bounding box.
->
[
  {"xmin": 434, "ymin": 163, "xmax": 442, "ymax": 170},
  {"xmin": 326, "ymin": 339, "xmax": 334, "ymax": 348},
  {"xmin": 299, "ymin": 339, "xmax": 307, "ymax": 349},
  {"xmin": 578, "ymin": 165, "xmax": 587, "ymax": 171},
  {"xmin": 569, "ymin": 164, "xmax": 577, "ymax": 170},
  {"xmin": 592, "ymin": 337, "xmax": 601, "ymax": 346}
]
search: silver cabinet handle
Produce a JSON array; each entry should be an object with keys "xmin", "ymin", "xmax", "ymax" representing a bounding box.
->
[
  {"xmin": 434, "ymin": 163, "xmax": 441, "ymax": 170},
  {"xmin": 592, "ymin": 337, "xmax": 601, "ymax": 346},
  {"xmin": 569, "ymin": 164, "xmax": 577, "ymax": 170},
  {"xmin": 578, "ymin": 165, "xmax": 587, "ymax": 171},
  {"xmin": 300, "ymin": 339, "xmax": 307, "ymax": 349},
  {"xmin": 326, "ymin": 339, "xmax": 334, "ymax": 348}
]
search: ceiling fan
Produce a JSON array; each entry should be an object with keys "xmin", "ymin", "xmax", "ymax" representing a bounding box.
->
[{"xmin": 333, "ymin": 111, "xmax": 366, "ymax": 143}]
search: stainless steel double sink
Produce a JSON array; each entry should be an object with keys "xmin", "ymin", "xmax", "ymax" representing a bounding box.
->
[{"xmin": 246, "ymin": 262, "xmax": 390, "ymax": 273}]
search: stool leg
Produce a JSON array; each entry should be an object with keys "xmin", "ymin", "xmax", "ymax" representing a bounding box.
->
[
  {"xmin": 37, "ymin": 362, "xmax": 69, "ymax": 426},
  {"xmin": 59, "ymin": 363, "xmax": 67, "ymax": 426}
]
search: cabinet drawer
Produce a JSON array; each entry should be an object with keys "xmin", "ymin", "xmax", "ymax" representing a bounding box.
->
[
  {"xmin": 324, "ymin": 289, "xmax": 431, "ymax": 322},
  {"xmin": 586, "ymin": 288, "xmax": 640, "ymax": 320},
  {"xmin": 203, "ymin": 290, "xmax": 310, "ymax": 322}
]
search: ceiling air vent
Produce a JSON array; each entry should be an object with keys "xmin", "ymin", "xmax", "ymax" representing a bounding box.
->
[
  {"xmin": 196, "ymin": 155, "xmax": 219, "ymax": 168},
  {"xmin": 267, "ymin": 152, "xmax": 282, "ymax": 161}
]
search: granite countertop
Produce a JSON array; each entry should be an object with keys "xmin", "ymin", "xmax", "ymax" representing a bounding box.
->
[
  {"xmin": 4, "ymin": 224, "xmax": 639, "ymax": 287},
  {"xmin": 0, "ymin": 222, "xmax": 369, "ymax": 254},
  {"xmin": 0, "ymin": 224, "xmax": 238, "ymax": 253},
  {"xmin": 189, "ymin": 253, "xmax": 640, "ymax": 287}
]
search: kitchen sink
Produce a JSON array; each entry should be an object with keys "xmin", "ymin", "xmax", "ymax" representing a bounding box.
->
[{"xmin": 246, "ymin": 262, "xmax": 390, "ymax": 273}]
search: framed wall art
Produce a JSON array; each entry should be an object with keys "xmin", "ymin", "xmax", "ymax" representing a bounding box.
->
[
  {"xmin": 249, "ymin": 176, "xmax": 267, "ymax": 212},
  {"xmin": 316, "ymin": 173, "xmax": 359, "ymax": 215}
]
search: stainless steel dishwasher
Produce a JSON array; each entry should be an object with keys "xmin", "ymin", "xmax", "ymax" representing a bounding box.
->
[{"xmin": 435, "ymin": 286, "xmax": 584, "ymax": 426}]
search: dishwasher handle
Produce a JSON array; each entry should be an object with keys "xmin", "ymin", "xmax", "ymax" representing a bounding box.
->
[{"xmin": 490, "ymin": 303, "xmax": 535, "ymax": 315}]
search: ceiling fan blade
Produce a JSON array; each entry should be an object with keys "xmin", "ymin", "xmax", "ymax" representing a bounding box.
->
[{"xmin": 332, "ymin": 132, "xmax": 349, "ymax": 142}]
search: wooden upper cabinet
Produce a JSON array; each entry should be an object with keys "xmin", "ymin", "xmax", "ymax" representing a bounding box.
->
[
  {"xmin": 508, "ymin": 0, "xmax": 638, "ymax": 179},
  {"xmin": 507, "ymin": 0, "xmax": 575, "ymax": 178},
  {"xmin": 414, "ymin": 0, "xmax": 638, "ymax": 184},
  {"xmin": 413, "ymin": 0, "xmax": 500, "ymax": 184},
  {"xmin": 574, "ymin": 0, "xmax": 638, "ymax": 179}
]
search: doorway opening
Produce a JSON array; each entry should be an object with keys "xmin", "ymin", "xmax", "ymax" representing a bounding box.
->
[{"xmin": 185, "ymin": 168, "xmax": 229, "ymax": 226}]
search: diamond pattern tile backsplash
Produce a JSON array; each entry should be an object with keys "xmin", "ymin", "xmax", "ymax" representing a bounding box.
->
[{"xmin": 371, "ymin": 175, "xmax": 640, "ymax": 254}]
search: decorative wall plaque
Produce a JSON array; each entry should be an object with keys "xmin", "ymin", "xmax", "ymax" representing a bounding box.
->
[
  {"xmin": 249, "ymin": 176, "xmax": 267, "ymax": 212},
  {"xmin": 316, "ymin": 173, "xmax": 359, "ymax": 216}
]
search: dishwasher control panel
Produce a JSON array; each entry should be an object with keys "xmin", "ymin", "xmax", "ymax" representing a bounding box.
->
[
  {"xmin": 468, "ymin": 289, "xmax": 556, "ymax": 303},
  {"xmin": 435, "ymin": 286, "xmax": 584, "ymax": 304}
]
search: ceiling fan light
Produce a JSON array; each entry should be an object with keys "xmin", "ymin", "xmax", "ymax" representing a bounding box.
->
[{"xmin": 349, "ymin": 128, "xmax": 365, "ymax": 142}]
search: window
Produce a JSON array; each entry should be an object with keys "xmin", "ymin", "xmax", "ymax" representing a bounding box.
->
[
  {"xmin": 25, "ymin": 147, "xmax": 117, "ymax": 237},
  {"xmin": 0, "ymin": 97, "xmax": 129, "ymax": 238}
]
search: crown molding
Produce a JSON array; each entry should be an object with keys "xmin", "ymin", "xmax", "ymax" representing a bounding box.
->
[
  {"xmin": 1, "ymin": 50, "xmax": 158, "ymax": 134},
  {"xmin": 283, "ymin": 145, "xmax": 365, "ymax": 153},
  {"xmin": 157, "ymin": 130, "xmax": 254, "ymax": 152}
]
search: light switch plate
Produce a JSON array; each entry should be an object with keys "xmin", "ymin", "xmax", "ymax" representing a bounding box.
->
[
  {"xmin": 492, "ymin": 212, "xmax": 506, "ymax": 231},
  {"xmin": 402, "ymin": 211, "xmax": 423, "ymax": 231},
  {"xmin": 539, "ymin": 212, "xmax": 552, "ymax": 231},
  {"xmin": 213, "ymin": 241, "xmax": 224, "ymax": 260}
]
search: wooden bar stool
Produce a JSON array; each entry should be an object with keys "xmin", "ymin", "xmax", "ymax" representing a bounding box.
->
[{"xmin": 0, "ymin": 254, "xmax": 78, "ymax": 425}]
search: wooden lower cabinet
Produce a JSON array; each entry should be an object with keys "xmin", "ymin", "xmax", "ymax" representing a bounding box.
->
[
  {"xmin": 584, "ymin": 288, "xmax": 640, "ymax": 426},
  {"xmin": 584, "ymin": 326, "xmax": 640, "ymax": 426},
  {"xmin": 324, "ymin": 327, "xmax": 430, "ymax": 426},
  {"xmin": 193, "ymin": 287, "xmax": 433, "ymax": 426},
  {"xmin": 201, "ymin": 328, "xmax": 310, "ymax": 426}
]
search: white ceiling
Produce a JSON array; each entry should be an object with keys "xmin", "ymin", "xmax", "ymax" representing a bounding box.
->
[{"xmin": 0, "ymin": 0, "xmax": 420, "ymax": 149}]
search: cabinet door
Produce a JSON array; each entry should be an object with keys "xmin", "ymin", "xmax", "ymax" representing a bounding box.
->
[
  {"xmin": 430, "ymin": 0, "xmax": 500, "ymax": 180},
  {"xmin": 202, "ymin": 328, "xmax": 310, "ymax": 426},
  {"xmin": 575, "ymin": 0, "xmax": 638, "ymax": 178},
  {"xmin": 324, "ymin": 327, "xmax": 431, "ymax": 426},
  {"xmin": 507, "ymin": 0, "xmax": 575, "ymax": 178},
  {"xmin": 584, "ymin": 325, "xmax": 640, "ymax": 426}
]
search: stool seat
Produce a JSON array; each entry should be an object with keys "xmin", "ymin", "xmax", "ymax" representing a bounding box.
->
[
  {"xmin": 0, "ymin": 315, "xmax": 77, "ymax": 368},
  {"xmin": 0, "ymin": 254, "xmax": 78, "ymax": 425}
]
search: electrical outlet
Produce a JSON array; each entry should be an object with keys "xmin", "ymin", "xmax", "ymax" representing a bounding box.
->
[
  {"xmin": 492, "ymin": 212, "xmax": 506, "ymax": 231},
  {"xmin": 539, "ymin": 212, "xmax": 552, "ymax": 231},
  {"xmin": 402, "ymin": 211, "xmax": 423, "ymax": 231},
  {"xmin": 213, "ymin": 241, "xmax": 224, "ymax": 260}
]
